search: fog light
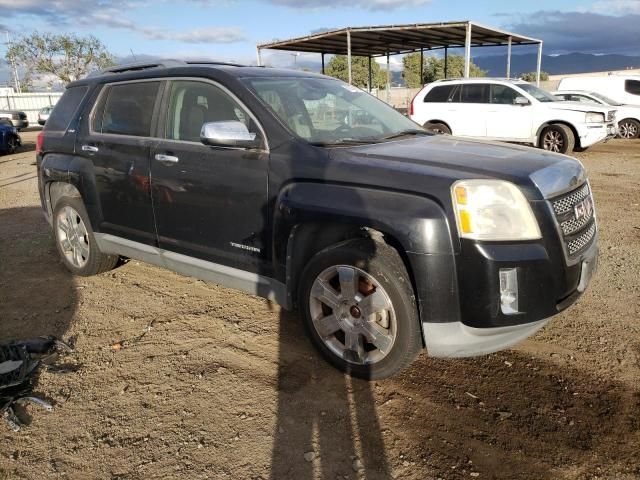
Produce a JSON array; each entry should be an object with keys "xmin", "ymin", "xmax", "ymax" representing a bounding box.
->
[{"xmin": 499, "ymin": 268, "xmax": 519, "ymax": 315}]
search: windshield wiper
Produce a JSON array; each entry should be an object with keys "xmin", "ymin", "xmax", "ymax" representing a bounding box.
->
[
  {"xmin": 309, "ymin": 139, "xmax": 375, "ymax": 147},
  {"xmin": 378, "ymin": 129, "xmax": 431, "ymax": 141}
]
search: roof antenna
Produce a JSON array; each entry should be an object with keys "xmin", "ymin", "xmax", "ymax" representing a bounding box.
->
[{"xmin": 130, "ymin": 48, "xmax": 138, "ymax": 62}]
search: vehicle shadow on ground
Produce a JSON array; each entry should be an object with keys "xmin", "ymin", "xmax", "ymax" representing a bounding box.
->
[
  {"xmin": 271, "ymin": 309, "xmax": 392, "ymax": 479},
  {"xmin": 0, "ymin": 206, "xmax": 78, "ymax": 424},
  {"xmin": 271, "ymin": 311, "xmax": 640, "ymax": 479}
]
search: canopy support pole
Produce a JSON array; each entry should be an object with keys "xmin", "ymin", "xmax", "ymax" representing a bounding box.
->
[
  {"xmin": 444, "ymin": 46, "xmax": 448, "ymax": 79},
  {"xmin": 347, "ymin": 29, "xmax": 352, "ymax": 85},
  {"xmin": 321, "ymin": 53, "xmax": 325, "ymax": 74},
  {"xmin": 464, "ymin": 22, "xmax": 472, "ymax": 78},
  {"xmin": 506, "ymin": 36, "xmax": 512, "ymax": 78},
  {"xmin": 419, "ymin": 47, "xmax": 424, "ymax": 86},
  {"xmin": 386, "ymin": 52, "xmax": 390, "ymax": 103},
  {"xmin": 368, "ymin": 56, "xmax": 372, "ymax": 92},
  {"xmin": 256, "ymin": 47, "xmax": 262, "ymax": 67},
  {"xmin": 536, "ymin": 41, "xmax": 543, "ymax": 86}
]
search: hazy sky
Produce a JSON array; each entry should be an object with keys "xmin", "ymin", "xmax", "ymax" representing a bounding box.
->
[{"xmin": 1, "ymin": 0, "xmax": 639, "ymax": 83}]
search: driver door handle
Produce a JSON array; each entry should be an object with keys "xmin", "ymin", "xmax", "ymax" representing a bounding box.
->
[
  {"xmin": 154, "ymin": 153, "xmax": 179, "ymax": 165},
  {"xmin": 81, "ymin": 145, "xmax": 99, "ymax": 153}
]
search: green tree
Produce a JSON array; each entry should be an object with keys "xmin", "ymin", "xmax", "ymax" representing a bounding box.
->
[
  {"xmin": 402, "ymin": 53, "xmax": 486, "ymax": 87},
  {"xmin": 6, "ymin": 33, "xmax": 115, "ymax": 88},
  {"xmin": 520, "ymin": 71, "xmax": 549, "ymax": 82},
  {"xmin": 325, "ymin": 55, "xmax": 388, "ymax": 89}
]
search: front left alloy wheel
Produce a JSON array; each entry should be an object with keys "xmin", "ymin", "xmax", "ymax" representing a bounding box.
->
[{"xmin": 299, "ymin": 238, "xmax": 422, "ymax": 379}]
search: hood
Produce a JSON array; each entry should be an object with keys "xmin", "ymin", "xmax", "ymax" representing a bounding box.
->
[
  {"xmin": 329, "ymin": 135, "xmax": 585, "ymax": 199},
  {"xmin": 548, "ymin": 101, "xmax": 613, "ymax": 114}
]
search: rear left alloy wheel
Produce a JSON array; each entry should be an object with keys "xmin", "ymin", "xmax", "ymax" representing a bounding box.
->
[
  {"xmin": 53, "ymin": 197, "xmax": 119, "ymax": 276},
  {"xmin": 299, "ymin": 238, "xmax": 422, "ymax": 379}
]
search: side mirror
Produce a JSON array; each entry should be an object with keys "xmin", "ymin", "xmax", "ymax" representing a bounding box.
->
[
  {"xmin": 200, "ymin": 121, "xmax": 259, "ymax": 149},
  {"xmin": 514, "ymin": 96, "xmax": 530, "ymax": 106}
]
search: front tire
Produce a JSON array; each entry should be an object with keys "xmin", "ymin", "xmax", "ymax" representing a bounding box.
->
[
  {"xmin": 298, "ymin": 238, "xmax": 422, "ymax": 379},
  {"xmin": 424, "ymin": 122, "xmax": 451, "ymax": 135},
  {"xmin": 53, "ymin": 196, "xmax": 119, "ymax": 276},
  {"xmin": 540, "ymin": 124, "xmax": 575, "ymax": 154},
  {"xmin": 618, "ymin": 118, "xmax": 640, "ymax": 139}
]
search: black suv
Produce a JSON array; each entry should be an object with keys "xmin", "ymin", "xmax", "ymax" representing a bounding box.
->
[{"xmin": 37, "ymin": 61, "xmax": 598, "ymax": 379}]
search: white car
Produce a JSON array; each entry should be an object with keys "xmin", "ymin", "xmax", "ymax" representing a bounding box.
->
[
  {"xmin": 410, "ymin": 78, "xmax": 618, "ymax": 154},
  {"xmin": 557, "ymin": 75, "xmax": 640, "ymax": 106},
  {"xmin": 553, "ymin": 90, "xmax": 640, "ymax": 139}
]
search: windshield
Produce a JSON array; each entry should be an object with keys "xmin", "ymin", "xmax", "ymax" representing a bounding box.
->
[
  {"xmin": 518, "ymin": 84, "xmax": 558, "ymax": 103},
  {"xmin": 242, "ymin": 77, "xmax": 423, "ymax": 145},
  {"xmin": 590, "ymin": 92, "xmax": 623, "ymax": 106}
]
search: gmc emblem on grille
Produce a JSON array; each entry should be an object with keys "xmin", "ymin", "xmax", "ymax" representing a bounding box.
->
[{"xmin": 574, "ymin": 196, "xmax": 593, "ymax": 221}]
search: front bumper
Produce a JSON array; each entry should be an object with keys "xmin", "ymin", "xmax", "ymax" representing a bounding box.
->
[
  {"xmin": 577, "ymin": 123, "xmax": 617, "ymax": 148},
  {"xmin": 424, "ymin": 318, "xmax": 550, "ymax": 357},
  {"xmin": 423, "ymin": 221, "xmax": 598, "ymax": 357}
]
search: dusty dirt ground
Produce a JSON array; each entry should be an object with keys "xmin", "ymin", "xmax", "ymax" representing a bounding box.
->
[{"xmin": 0, "ymin": 130, "xmax": 639, "ymax": 480}]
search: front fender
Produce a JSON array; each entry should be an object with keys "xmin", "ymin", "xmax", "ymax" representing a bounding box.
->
[{"xmin": 274, "ymin": 182, "xmax": 461, "ymax": 324}]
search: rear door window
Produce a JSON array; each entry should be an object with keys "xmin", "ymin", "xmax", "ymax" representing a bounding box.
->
[
  {"xmin": 45, "ymin": 86, "xmax": 89, "ymax": 132},
  {"xmin": 461, "ymin": 84, "xmax": 490, "ymax": 104},
  {"xmin": 93, "ymin": 82, "xmax": 160, "ymax": 137},
  {"xmin": 625, "ymin": 80, "xmax": 640, "ymax": 95}
]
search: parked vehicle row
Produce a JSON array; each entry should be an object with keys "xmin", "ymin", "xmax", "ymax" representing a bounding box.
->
[
  {"xmin": 553, "ymin": 90, "xmax": 640, "ymax": 139},
  {"xmin": 37, "ymin": 61, "xmax": 598, "ymax": 378},
  {"xmin": 410, "ymin": 78, "xmax": 618, "ymax": 154}
]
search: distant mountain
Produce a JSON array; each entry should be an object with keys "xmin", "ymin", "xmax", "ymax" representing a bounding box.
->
[{"xmin": 475, "ymin": 52, "xmax": 640, "ymax": 77}]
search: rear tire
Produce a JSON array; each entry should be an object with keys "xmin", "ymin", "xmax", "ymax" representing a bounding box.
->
[
  {"xmin": 298, "ymin": 238, "xmax": 422, "ymax": 379},
  {"xmin": 618, "ymin": 118, "xmax": 640, "ymax": 139},
  {"xmin": 6, "ymin": 136, "xmax": 17, "ymax": 154},
  {"xmin": 424, "ymin": 122, "xmax": 451, "ymax": 135},
  {"xmin": 540, "ymin": 124, "xmax": 574, "ymax": 154},
  {"xmin": 53, "ymin": 196, "xmax": 119, "ymax": 276}
]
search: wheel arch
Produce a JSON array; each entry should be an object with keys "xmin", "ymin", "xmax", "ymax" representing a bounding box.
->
[
  {"xmin": 536, "ymin": 121, "xmax": 580, "ymax": 149},
  {"xmin": 424, "ymin": 119, "xmax": 452, "ymax": 132},
  {"xmin": 41, "ymin": 153, "xmax": 102, "ymax": 230}
]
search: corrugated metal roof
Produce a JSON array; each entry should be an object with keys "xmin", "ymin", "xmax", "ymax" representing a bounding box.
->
[{"xmin": 257, "ymin": 21, "xmax": 542, "ymax": 57}]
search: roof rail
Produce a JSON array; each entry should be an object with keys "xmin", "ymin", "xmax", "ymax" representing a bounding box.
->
[{"xmin": 87, "ymin": 59, "xmax": 250, "ymax": 78}]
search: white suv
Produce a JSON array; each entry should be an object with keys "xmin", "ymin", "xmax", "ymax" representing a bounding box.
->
[
  {"xmin": 553, "ymin": 90, "xmax": 640, "ymax": 139},
  {"xmin": 410, "ymin": 78, "xmax": 618, "ymax": 154}
]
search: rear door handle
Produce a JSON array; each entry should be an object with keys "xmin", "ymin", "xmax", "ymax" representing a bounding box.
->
[
  {"xmin": 154, "ymin": 153, "xmax": 179, "ymax": 165},
  {"xmin": 81, "ymin": 145, "xmax": 99, "ymax": 153}
]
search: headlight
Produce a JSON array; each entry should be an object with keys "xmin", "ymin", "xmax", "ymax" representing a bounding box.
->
[
  {"xmin": 585, "ymin": 112, "xmax": 605, "ymax": 123},
  {"xmin": 451, "ymin": 180, "xmax": 541, "ymax": 241}
]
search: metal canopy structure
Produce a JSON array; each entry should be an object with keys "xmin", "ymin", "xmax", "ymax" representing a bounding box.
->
[{"xmin": 256, "ymin": 21, "xmax": 544, "ymax": 91}]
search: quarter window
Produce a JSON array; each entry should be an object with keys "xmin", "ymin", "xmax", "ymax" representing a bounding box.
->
[
  {"xmin": 625, "ymin": 80, "xmax": 640, "ymax": 95},
  {"xmin": 94, "ymin": 82, "xmax": 160, "ymax": 137},
  {"xmin": 424, "ymin": 85, "xmax": 458, "ymax": 103},
  {"xmin": 46, "ymin": 86, "xmax": 88, "ymax": 132},
  {"xmin": 166, "ymin": 81, "xmax": 250, "ymax": 142}
]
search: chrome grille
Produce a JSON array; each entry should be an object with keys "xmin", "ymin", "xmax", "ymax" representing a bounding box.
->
[
  {"xmin": 567, "ymin": 223, "xmax": 597, "ymax": 256},
  {"xmin": 552, "ymin": 184, "xmax": 590, "ymax": 215},
  {"xmin": 550, "ymin": 183, "xmax": 597, "ymax": 259},
  {"xmin": 560, "ymin": 206, "xmax": 594, "ymax": 235}
]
